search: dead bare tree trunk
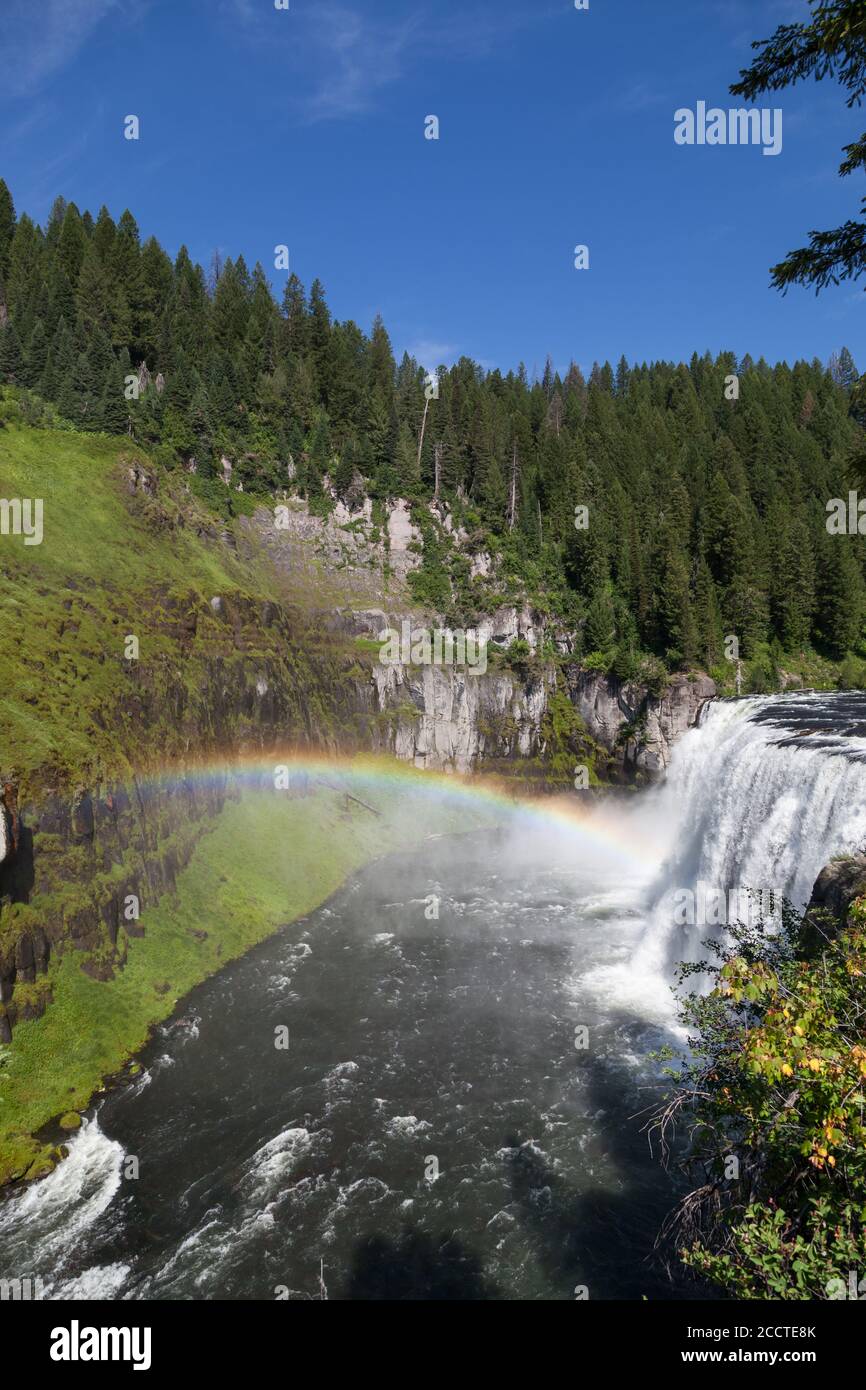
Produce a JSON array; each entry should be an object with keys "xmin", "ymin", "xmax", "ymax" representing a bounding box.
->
[
  {"xmin": 508, "ymin": 440, "xmax": 519, "ymax": 530},
  {"xmin": 433, "ymin": 441, "xmax": 443, "ymax": 500},
  {"xmin": 417, "ymin": 396, "xmax": 430, "ymax": 477}
]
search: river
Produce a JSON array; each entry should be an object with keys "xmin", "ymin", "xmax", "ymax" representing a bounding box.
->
[{"xmin": 2, "ymin": 692, "xmax": 866, "ymax": 1300}]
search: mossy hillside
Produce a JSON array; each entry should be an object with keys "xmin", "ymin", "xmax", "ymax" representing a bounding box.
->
[
  {"xmin": 1, "ymin": 427, "xmax": 234, "ymax": 779},
  {"xmin": 0, "ymin": 422, "xmax": 366, "ymax": 788},
  {"xmin": 0, "ymin": 774, "xmax": 498, "ymax": 1186}
]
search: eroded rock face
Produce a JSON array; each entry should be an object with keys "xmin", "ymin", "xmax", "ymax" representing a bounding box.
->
[
  {"xmin": 801, "ymin": 854, "xmax": 866, "ymax": 956},
  {"xmin": 0, "ymin": 584, "xmax": 361, "ymax": 1039},
  {"xmin": 477, "ymin": 604, "xmax": 542, "ymax": 654},
  {"xmin": 356, "ymin": 592, "xmax": 716, "ymax": 777},
  {"xmin": 386, "ymin": 500, "xmax": 423, "ymax": 579},
  {"xmin": 249, "ymin": 495, "xmax": 423, "ymax": 593},
  {"xmin": 567, "ymin": 670, "xmax": 716, "ymax": 778},
  {"xmin": 126, "ymin": 461, "xmax": 156, "ymax": 495},
  {"xmin": 372, "ymin": 660, "xmax": 555, "ymax": 773},
  {"xmin": 0, "ymin": 777, "xmax": 19, "ymax": 870},
  {"xmin": 369, "ymin": 659, "xmax": 713, "ymax": 778},
  {"xmin": 0, "ymin": 773, "xmax": 229, "ymax": 1034}
]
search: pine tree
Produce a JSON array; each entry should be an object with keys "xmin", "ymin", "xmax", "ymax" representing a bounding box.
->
[
  {"xmin": 22, "ymin": 319, "xmax": 48, "ymax": 387},
  {"xmin": 101, "ymin": 361, "xmax": 131, "ymax": 434},
  {"xmin": 585, "ymin": 587, "xmax": 617, "ymax": 653},
  {"xmin": 0, "ymin": 178, "xmax": 16, "ymax": 280},
  {"xmin": 0, "ymin": 322, "xmax": 23, "ymax": 381},
  {"xmin": 694, "ymin": 560, "xmax": 725, "ymax": 669},
  {"xmin": 657, "ymin": 543, "xmax": 697, "ymax": 668},
  {"xmin": 772, "ymin": 513, "xmax": 815, "ymax": 649},
  {"xmin": 814, "ymin": 532, "xmax": 862, "ymax": 657}
]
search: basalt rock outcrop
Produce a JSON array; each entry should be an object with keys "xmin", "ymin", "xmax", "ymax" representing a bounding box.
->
[
  {"xmin": 800, "ymin": 853, "xmax": 866, "ymax": 957},
  {"xmin": 0, "ymin": 586, "xmax": 369, "ymax": 1041},
  {"xmin": 370, "ymin": 660, "xmax": 556, "ymax": 773},
  {"xmin": 567, "ymin": 669, "xmax": 717, "ymax": 779},
  {"xmin": 365, "ymin": 659, "xmax": 714, "ymax": 779},
  {"xmin": 0, "ymin": 770, "xmax": 230, "ymax": 1041}
]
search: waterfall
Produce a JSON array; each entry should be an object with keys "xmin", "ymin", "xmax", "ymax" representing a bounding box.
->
[{"xmin": 632, "ymin": 693, "xmax": 866, "ymax": 976}]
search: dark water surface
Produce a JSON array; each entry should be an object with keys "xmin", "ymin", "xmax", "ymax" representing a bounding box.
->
[{"xmin": 0, "ymin": 828, "xmax": 688, "ymax": 1301}]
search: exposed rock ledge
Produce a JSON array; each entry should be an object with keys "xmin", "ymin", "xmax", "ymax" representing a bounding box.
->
[
  {"xmin": 372, "ymin": 661, "xmax": 555, "ymax": 774},
  {"xmin": 366, "ymin": 644, "xmax": 715, "ymax": 779},
  {"xmin": 567, "ymin": 669, "xmax": 717, "ymax": 779},
  {"xmin": 801, "ymin": 854, "xmax": 866, "ymax": 956}
]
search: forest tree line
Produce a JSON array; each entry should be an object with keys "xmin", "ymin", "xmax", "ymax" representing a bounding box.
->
[{"xmin": 1, "ymin": 178, "xmax": 864, "ymax": 677}]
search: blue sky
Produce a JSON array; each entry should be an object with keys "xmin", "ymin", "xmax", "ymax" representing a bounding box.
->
[{"xmin": 0, "ymin": 0, "xmax": 862, "ymax": 375}]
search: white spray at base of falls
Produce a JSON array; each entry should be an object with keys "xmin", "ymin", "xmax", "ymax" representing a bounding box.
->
[
  {"xmin": 629, "ymin": 694, "xmax": 866, "ymax": 980},
  {"xmin": 0, "ymin": 1116, "xmax": 129, "ymax": 1299}
]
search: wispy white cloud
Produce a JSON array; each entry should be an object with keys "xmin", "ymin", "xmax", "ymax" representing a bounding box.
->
[
  {"xmin": 220, "ymin": 2, "xmax": 560, "ymax": 123},
  {"xmin": 0, "ymin": 0, "xmax": 121, "ymax": 99},
  {"xmin": 302, "ymin": 6, "xmax": 423, "ymax": 123},
  {"xmin": 617, "ymin": 81, "xmax": 667, "ymax": 115},
  {"xmin": 405, "ymin": 338, "xmax": 459, "ymax": 370}
]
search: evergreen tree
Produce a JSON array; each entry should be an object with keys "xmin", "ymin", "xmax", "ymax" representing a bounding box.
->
[
  {"xmin": 815, "ymin": 532, "xmax": 862, "ymax": 657},
  {"xmin": 0, "ymin": 322, "xmax": 23, "ymax": 381},
  {"xmin": 22, "ymin": 319, "xmax": 48, "ymax": 387},
  {"xmin": 0, "ymin": 178, "xmax": 15, "ymax": 280},
  {"xmin": 585, "ymin": 587, "xmax": 617, "ymax": 653}
]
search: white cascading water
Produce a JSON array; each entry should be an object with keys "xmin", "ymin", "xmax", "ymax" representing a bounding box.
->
[{"xmin": 631, "ymin": 693, "xmax": 866, "ymax": 978}]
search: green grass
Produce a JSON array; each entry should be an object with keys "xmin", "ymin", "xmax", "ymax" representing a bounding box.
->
[
  {"xmin": 0, "ymin": 424, "xmax": 267, "ymax": 782},
  {"xmin": 0, "ymin": 424, "xmax": 235, "ymax": 591},
  {"xmin": 0, "ymin": 422, "xmax": 375, "ymax": 792},
  {"xmin": 0, "ymin": 777, "xmax": 496, "ymax": 1185}
]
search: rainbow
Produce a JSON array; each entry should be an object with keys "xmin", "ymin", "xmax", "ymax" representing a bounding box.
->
[{"xmin": 121, "ymin": 750, "xmax": 661, "ymax": 870}]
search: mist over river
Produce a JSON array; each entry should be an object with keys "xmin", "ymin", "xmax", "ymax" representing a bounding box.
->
[{"xmin": 3, "ymin": 693, "xmax": 866, "ymax": 1301}]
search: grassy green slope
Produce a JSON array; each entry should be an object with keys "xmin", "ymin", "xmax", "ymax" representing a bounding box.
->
[{"xmin": 0, "ymin": 424, "xmax": 259, "ymax": 781}]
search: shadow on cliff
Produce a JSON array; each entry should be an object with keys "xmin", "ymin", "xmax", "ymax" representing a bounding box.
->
[{"xmin": 0, "ymin": 820, "xmax": 35, "ymax": 903}]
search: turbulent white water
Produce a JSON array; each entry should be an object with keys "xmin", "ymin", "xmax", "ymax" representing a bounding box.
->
[
  {"xmin": 0, "ymin": 1118, "xmax": 128, "ymax": 1298},
  {"xmin": 633, "ymin": 693, "xmax": 866, "ymax": 976}
]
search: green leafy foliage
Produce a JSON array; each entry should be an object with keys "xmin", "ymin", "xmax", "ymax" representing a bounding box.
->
[{"xmin": 656, "ymin": 894, "xmax": 866, "ymax": 1298}]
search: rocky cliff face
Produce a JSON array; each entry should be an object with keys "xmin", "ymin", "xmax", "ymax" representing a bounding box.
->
[
  {"xmin": 356, "ymin": 649, "xmax": 715, "ymax": 778},
  {"xmin": 801, "ymin": 854, "xmax": 866, "ymax": 957},
  {"xmin": 244, "ymin": 499, "xmax": 717, "ymax": 779},
  {"xmin": 0, "ymin": 773, "xmax": 228, "ymax": 1042},
  {"xmin": 567, "ymin": 669, "xmax": 717, "ymax": 779},
  {"xmin": 370, "ymin": 661, "xmax": 555, "ymax": 773},
  {"xmin": 329, "ymin": 599, "xmax": 716, "ymax": 777},
  {"xmin": 0, "ymin": 586, "xmax": 368, "ymax": 1043}
]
